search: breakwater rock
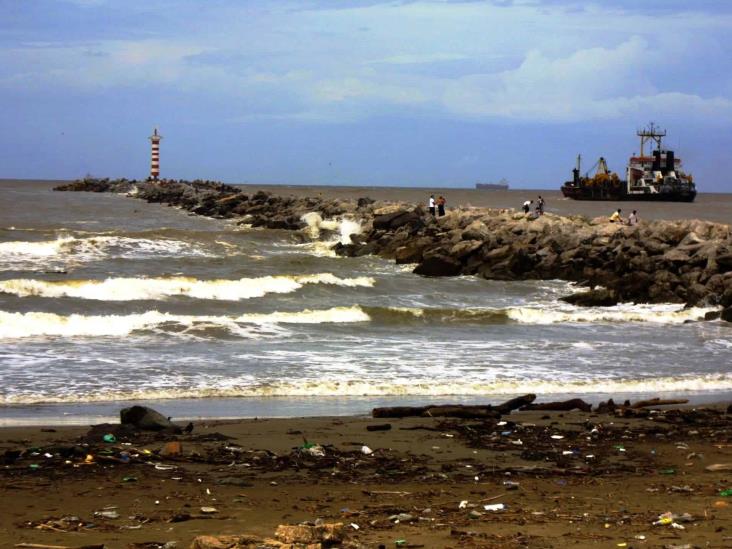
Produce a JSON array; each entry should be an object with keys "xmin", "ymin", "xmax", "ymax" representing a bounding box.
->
[
  {"xmin": 55, "ymin": 178, "xmax": 732, "ymax": 314},
  {"xmin": 341, "ymin": 206, "xmax": 732, "ymax": 311}
]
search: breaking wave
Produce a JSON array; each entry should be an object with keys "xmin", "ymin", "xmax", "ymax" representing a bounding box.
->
[
  {"xmin": 3, "ymin": 374, "xmax": 732, "ymax": 404},
  {"xmin": 0, "ymin": 235, "xmax": 212, "ymax": 270},
  {"xmin": 362, "ymin": 303, "xmax": 716, "ymax": 325},
  {"xmin": 0, "ymin": 273, "xmax": 375, "ymax": 301},
  {"xmin": 0, "ymin": 306, "xmax": 370, "ymax": 339},
  {"xmin": 298, "ymin": 212, "xmax": 363, "ymax": 256},
  {"xmin": 0, "ymin": 302, "xmax": 714, "ymax": 338}
]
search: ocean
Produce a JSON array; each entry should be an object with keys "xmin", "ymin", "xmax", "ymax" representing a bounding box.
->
[{"xmin": 1, "ymin": 179, "xmax": 731, "ymax": 425}]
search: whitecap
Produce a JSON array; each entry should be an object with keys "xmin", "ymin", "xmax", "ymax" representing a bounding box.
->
[
  {"xmin": 0, "ymin": 273, "xmax": 375, "ymax": 301},
  {"xmin": 0, "ymin": 306, "xmax": 371, "ymax": 339}
]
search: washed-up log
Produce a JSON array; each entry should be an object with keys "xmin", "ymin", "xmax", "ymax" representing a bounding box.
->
[
  {"xmin": 520, "ymin": 398, "xmax": 592, "ymax": 412},
  {"xmin": 372, "ymin": 394, "xmax": 536, "ymax": 419},
  {"xmin": 494, "ymin": 394, "xmax": 537, "ymax": 414},
  {"xmin": 372, "ymin": 405, "xmax": 431, "ymax": 418},
  {"xmin": 372, "ymin": 404, "xmax": 498, "ymax": 419},
  {"xmin": 630, "ymin": 398, "xmax": 689, "ymax": 409},
  {"xmin": 366, "ymin": 423, "xmax": 392, "ymax": 431},
  {"xmin": 422, "ymin": 405, "xmax": 501, "ymax": 419}
]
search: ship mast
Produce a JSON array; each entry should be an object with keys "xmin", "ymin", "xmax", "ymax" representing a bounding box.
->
[{"xmin": 637, "ymin": 122, "xmax": 666, "ymax": 157}]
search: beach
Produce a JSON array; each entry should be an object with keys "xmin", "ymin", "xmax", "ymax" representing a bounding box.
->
[
  {"xmin": 1, "ymin": 179, "xmax": 731, "ymax": 547},
  {"xmin": 2, "ymin": 405, "xmax": 732, "ymax": 548}
]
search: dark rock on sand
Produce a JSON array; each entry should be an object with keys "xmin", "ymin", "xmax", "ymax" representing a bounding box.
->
[{"xmin": 120, "ymin": 405, "xmax": 182, "ymax": 433}]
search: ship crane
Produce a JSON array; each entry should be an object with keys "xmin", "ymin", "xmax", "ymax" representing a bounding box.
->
[{"xmin": 579, "ymin": 156, "xmax": 610, "ymax": 178}]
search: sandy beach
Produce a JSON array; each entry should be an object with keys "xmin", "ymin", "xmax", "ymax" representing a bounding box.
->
[{"xmin": 2, "ymin": 403, "xmax": 732, "ymax": 548}]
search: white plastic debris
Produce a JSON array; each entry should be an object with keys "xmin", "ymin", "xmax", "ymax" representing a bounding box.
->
[
  {"xmin": 361, "ymin": 445, "xmax": 373, "ymax": 455},
  {"xmin": 303, "ymin": 445, "xmax": 326, "ymax": 457},
  {"xmin": 458, "ymin": 500, "xmax": 468, "ymax": 509},
  {"xmin": 484, "ymin": 503, "xmax": 506, "ymax": 511}
]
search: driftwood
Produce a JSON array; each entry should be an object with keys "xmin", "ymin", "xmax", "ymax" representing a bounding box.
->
[
  {"xmin": 366, "ymin": 423, "xmax": 392, "ymax": 431},
  {"xmin": 596, "ymin": 397, "xmax": 690, "ymax": 414},
  {"xmin": 494, "ymin": 394, "xmax": 537, "ymax": 414},
  {"xmin": 520, "ymin": 398, "xmax": 592, "ymax": 412},
  {"xmin": 423, "ymin": 405, "xmax": 501, "ymax": 419},
  {"xmin": 630, "ymin": 398, "xmax": 689, "ymax": 409},
  {"xmin": 372, "ymin": 394, "xmax": 536, "ymax": 419}
]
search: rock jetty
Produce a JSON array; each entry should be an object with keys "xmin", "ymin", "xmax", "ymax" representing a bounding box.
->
[{"xmin": 55, "ymin": 178, "xmax": 732, "ymax": 317}]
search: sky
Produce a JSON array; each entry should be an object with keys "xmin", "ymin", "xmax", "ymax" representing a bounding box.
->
[{"xmin": 1, "ymin": 0, "xmax": 731, "ymax": 191}]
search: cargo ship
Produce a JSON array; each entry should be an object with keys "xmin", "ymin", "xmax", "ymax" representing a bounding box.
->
[
  {"xmin": 476, "ymin": 178, "xmax": 509, "ymax": 191},
  {"xmin": 561, "ymin": 124, "xmax": 696, "ymax": 202}
]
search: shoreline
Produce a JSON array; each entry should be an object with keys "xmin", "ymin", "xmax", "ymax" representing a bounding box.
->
[
  {"xmin": 2, "ymin": 405, "xmax": 731, "ymax": 547},
  {"xmin": 3, "ymin": 391, "xmax": 732, "ymax": 427}
]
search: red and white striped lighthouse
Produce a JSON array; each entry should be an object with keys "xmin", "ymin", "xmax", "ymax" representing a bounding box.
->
[{"xmin": 148, "ymin": 128, "xmax": 162, "ymax": 180}]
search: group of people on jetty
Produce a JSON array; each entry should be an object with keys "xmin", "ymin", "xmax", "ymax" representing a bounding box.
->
[
  {"xmin": 522, "ymin": 196, "xmax": 546, "ymax": 219},
  {"xmin": 428, "ymin": 192, "xmax": 638, "ymax": 226},
  {"xmin": 609, "ymin": 208, "xmax": 639, "ymax": 226},
  {"xmin": 428, "ymin": 194, "xmax": 447, "ymax": 216}
]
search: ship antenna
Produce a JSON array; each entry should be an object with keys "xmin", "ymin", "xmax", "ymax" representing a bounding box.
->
[{"xmin": 637, "ymin": 122, "xmax": 666, "ymax": 157}]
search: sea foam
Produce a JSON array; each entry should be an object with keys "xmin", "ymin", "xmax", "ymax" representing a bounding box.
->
[
  {"xmin": 0, "ymin": 273, "xmax": 375, "ymax": 301},
  {"xmin": 0, "ymin": 306, "xmax": 370, "ymax": 339},
  {"xmin": 3, "ymin": 373, "xmax": 731, "ymax": 405},
  {"xmin": 0, "ymin": 234, "xmax": 211, "ymax": 270}
]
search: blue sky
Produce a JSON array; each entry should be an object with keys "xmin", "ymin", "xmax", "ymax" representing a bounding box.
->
[{"xmin": 1, "ymin": 0, "xmax": 731, "ymax": 191}]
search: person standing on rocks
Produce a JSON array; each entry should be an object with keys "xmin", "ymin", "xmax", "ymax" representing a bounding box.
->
[
  {"xmin": 428, "ymin": 195, "xmax": 436, "ymax": 216},
  {"xmin": 628, "ymin": 210, "xmax": 638, "ymax": 226},
  {"xmin": 522, "ymin": 199, "xmax": 533, "ymax": 214},
  {"xmin": 609, "ymin": 208, "xmax": 623, "ymax": 223},
  {"xmin": 537, "ymin": 195, "xmax": 545, "ymax": 214},
  {"xmin": 437, "ymin": 195, "xmax": 446, "ymax": 217}
]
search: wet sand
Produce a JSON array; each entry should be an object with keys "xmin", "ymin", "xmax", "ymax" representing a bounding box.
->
[{"xmin": 2, "ymin": 405, "xmax": 732, "ymax": 548}]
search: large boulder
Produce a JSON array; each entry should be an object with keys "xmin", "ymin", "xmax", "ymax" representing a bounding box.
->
[
  {"xmin": 722, "ymin": 307, "xmax": 732, "ymax": 323},
  {"xmin": 413, "ymin": 254, "xmax": 462, "ymax": 277},
  {"xmin": 449, "ymin": 239, "xmax": 484, "ymax": 260},
  {"xmin": 461, "ymin": 220, "xmax": 490, "ymax": 241},
  {"xmin": 372, "ymin": 210, "xmax": 422, "ymax": 231},
  {"xmin": 561, "ymin": 288, "xmax": 619, "ymax": 307},
  {"xmin": 717, "ymin": 253, "xmax": 732, "ymax": 273},
  {"xmin": 120, "ymin": 406, "xmax": 181, "ymax": 433}
]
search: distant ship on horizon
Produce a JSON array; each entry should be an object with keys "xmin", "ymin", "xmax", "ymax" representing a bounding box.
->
[{"xmin": 475, "ymin": 178, "xmax": 509, "ymax": 191}]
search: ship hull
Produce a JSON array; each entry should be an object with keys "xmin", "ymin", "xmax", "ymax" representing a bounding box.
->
[{"xmin": 561, "ymin": 184, "xmax": 696, "ymax": 202}]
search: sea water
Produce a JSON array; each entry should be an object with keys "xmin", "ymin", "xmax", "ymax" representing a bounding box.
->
[{"xmin": 0, "ymin": 180, "xmax": 730, "ymax": 425}]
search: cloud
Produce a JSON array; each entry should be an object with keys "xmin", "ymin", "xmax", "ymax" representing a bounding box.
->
[
  {"xmin": 1, "ymin": 0, "xmax": 731, "ymax": 127},
  {"xmin": 369, "ymin": 52, "xmax": 469, "ymax": 65}
]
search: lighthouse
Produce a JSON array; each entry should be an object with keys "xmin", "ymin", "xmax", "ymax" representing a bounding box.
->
[{"xmin": 149, "ymin": 128, "xmax": 162, "ymax": 180}]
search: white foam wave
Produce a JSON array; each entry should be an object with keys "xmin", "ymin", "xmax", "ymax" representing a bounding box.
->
[
  {"xmin": 0, "ymin": 236, "xmax": 77, "ymax": 258},
  {"xmin": 0, "ymin": 273, "xmax": 375, "ymax": 301},
  {"xmin": 301, "ymin": 212, "xmax": 362, "ymax": 245},
  {"xmin": 0, "ymin": 235, "xmax": 211, "ymax": 270},
  {"xmin": 3, "ymin": 374, "xmax": 731, "ymax": 404},
  {"xmin": 506, "ymin": 303, "xmax": 715, "ymax": 324},
  {"xmin": 0, "ymin": 306, "xmax": 370, "ymax": 339}
]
